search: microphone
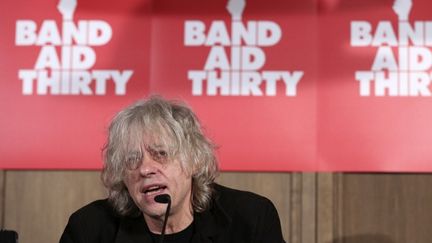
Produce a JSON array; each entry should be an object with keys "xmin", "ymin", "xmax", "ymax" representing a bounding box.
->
[
  {"xmin": 154, "ymin": 194, "xmax": 171, "ymax": 204},
  {"xmin": 154, "ymin": 194, "xmax": 171, "ymax": 243}
]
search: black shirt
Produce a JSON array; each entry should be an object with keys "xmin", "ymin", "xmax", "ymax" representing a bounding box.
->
[{"xmin": 149, "ymin": 222, "xmax": 194, "ymax": 243}]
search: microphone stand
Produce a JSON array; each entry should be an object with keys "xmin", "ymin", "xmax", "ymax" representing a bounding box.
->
[{"xmin": 154, "ymin": 194, "xmax": 171, "ymax": 243}]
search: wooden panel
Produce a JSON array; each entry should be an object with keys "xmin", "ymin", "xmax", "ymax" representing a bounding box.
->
[
  {"xmin": 300, "ymin": 173, "xmax": 317, "ymax": 243},
  {"xmin": 4, "ymin": 171, "xmax": 105, "ymax": 243},
  {"xmin": 317, "ymin": 173, "xmax": 344, "ymax": 243},
  {"xmin": 290, "ymin": 173, "xmax": 302, "ymax": 243},
  {"xmin": 287, "ymin": 173, "xmax": 317, "ymax": 243},
  {"xmin": 338, "ymin": 173, "xmax": 432, "ymax": 243},
  {"xmin": 0, "ymin": 170, "xmax": 4, "ymax": 228}
]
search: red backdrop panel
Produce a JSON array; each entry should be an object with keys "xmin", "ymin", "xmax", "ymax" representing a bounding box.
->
[
  {"xmin": 318, "ymin": 0, "xmax": 432, "ymax": 171},
  {"xmin": 149, "ymin": 0, "xmax": 317, "ymax": 171},
  {"xmin": 0, "ymin": 0, "xmax": 152, "ymax": 169},
  {"xmin": 1, "ymin": 0, "xmax": 432, "ymax": 171}
]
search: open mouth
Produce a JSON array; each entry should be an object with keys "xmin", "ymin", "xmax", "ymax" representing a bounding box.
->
[{"xmin": 142, "ymin": 185, "xmax": 167, "ymax": 196}]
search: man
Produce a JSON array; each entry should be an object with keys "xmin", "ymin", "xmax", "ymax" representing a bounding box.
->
[{"xmin": 60, "ymin": 96, "xmax": 285, "ymax": 243}]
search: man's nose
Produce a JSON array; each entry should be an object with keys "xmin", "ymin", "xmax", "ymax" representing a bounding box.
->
[{"xmin": 138, "ymin": 154, "xmax": 159, "ymax": 177}]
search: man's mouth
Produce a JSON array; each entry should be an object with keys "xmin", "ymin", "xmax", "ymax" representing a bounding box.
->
[{"xmin": 142, "ymin": 185, "xmax": 167, "ymax": 196}]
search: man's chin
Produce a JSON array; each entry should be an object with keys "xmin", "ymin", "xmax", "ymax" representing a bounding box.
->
[{"xmin": 142, "ymin": 207, "xmax": 166, "ymax": 219}]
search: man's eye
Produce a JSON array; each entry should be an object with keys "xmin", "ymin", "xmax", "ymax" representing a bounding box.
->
[
  {"xmin": 158, "ymin": 150, "xmax": 167, "ymax": 158},
  {"xmin": 125, "ymin": 153, "xmax": 142, "ymax": 169},
  {"xmin": 153, "ymin": 150, "xmax": 168, "ymax": 162},
  {"xmin": 145, "ymin": 146, "xmax": 169, "ymax": 163}
]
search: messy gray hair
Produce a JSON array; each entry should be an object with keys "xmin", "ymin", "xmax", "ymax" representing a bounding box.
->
[{"xmin": 101, "ymin": 96, "xmax": 218, "ymax": 216}]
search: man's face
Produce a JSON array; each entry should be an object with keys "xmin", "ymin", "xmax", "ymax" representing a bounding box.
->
[{"xmin": 123, "ymin": 145, "xmax": 193, "ymax": 220}]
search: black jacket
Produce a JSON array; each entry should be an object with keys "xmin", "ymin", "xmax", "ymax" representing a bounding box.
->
[{"xmin": 60, "ymin": 184, "xmax": 286, "ymax": 243}]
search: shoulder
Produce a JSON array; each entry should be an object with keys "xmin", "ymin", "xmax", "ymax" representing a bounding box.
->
[
  {"xmin": 211, "ymin": 184, "xmax": 285, "ymax": 242},
  {"xmin": 60, "ymin": 199, "xmax": 120, "ymax": 243},
  {"xmin": 213, "ymin": 183, "xmax": 275, "ymax": 212},
  {"xmin": 69, "ymin": 199, "xmax": 118, "ymax": 224},
  {"xmin": 212, "ymin": 183, "xmax": 280, "ymax": 224}
]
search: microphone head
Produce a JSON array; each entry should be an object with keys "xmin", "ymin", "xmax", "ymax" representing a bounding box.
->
[{"xmin": 154, "ymin": 194, "xmax": 171, "ymax": 204}]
